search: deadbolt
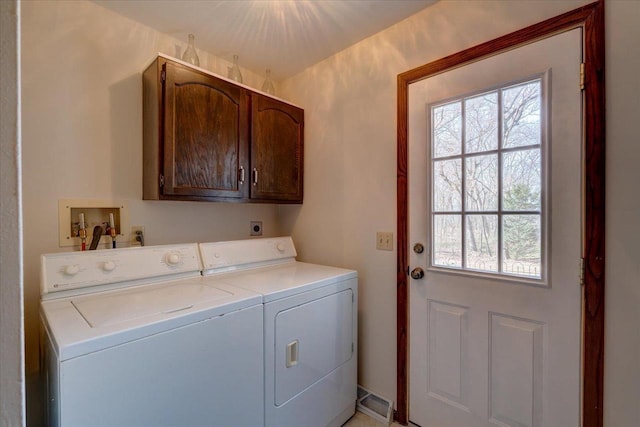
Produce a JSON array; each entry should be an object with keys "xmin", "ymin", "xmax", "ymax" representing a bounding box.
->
[
  {"xmin": 413, "ymin": 243, "xmax": 424, "ymax": 254},
  {"xmin": 410, "ymin": 267, "xmax": 425, "ymax": 280}
]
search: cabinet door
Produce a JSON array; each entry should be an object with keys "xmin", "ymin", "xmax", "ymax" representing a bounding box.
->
[
  {"xmin": 251, "ymin": 94, "xmax": 304, "ymax": 203},
  {"xmin": 163, "ymin": 61, "xmax": 249, "ymax": 199}
]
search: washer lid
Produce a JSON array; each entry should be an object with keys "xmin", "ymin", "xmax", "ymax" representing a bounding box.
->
[
  {"xmin": 41, "ymin": 276, "xmax": 262, "ymax": 361},
  {"xmin": 71, "ymin": 281, "xmax": 232, "ymax": 327}
]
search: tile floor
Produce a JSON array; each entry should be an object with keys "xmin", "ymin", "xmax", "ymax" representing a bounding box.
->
[{"xmin": 342, "ymin": 410, "xmax": 404, "ymax": 427}]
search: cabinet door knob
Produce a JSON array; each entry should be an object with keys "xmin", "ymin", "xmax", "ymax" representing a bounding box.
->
[{"xmin": 252, "ymin": 168, "xmax": 258, "ymax": 186}]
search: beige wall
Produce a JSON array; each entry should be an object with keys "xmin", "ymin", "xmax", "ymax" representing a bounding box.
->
[
  {"xmin": 280, "ymin": 0, "xmax": 638, "ymax": 425},
  {"xmin": 604, "ymin": 1, "xmax": 640, "ymax": 426},
  {"xmin": 20, "ymin": 1, "xmax": 283, "ymax": 420}
]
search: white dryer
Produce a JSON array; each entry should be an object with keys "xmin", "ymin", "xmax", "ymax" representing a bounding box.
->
[
  {"xmin": 40, "ymin": 243, "xmax": 264, "ymax": 427},
  {"xmin": 200, "ymin": 237, "xmax": 358, "ymax": 427}
]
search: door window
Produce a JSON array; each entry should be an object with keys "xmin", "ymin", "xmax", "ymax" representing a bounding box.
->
[{"xmin": 430, "ymin": 77, "xmax": 546, "ymax": 281}]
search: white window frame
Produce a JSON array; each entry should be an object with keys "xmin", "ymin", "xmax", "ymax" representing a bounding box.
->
[{"xmin": 426, "ymin": 72, "xmax": 550, "ymax": 286}]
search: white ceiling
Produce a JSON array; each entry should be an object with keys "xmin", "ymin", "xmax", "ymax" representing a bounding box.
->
[{"xmin": 93, "ymin": 0, "xmax": 437, "ymax": 80}]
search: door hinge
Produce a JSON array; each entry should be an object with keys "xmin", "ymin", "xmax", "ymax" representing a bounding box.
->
[
  {"xmin": 579, "ymin": 257, "xmax": 585, "ymax": 286},
  {"xmin": 159, "ymin": 174, "xmax": 165, "ymax": 187},
  {"xmin": 161, "ymin": 69, "xmax": 166, "ymax": 82},
  {"xmin": 352, "ymin": 342, "xmax": 354, "ymax": 354},
  {"xmin": 579, "ymin": 62, "xmax": 585, "ymax": 91}
]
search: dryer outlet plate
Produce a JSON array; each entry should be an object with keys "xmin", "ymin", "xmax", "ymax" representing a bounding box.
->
[{"xmin": 250, "ymin": 221, "xmax": 263, "ymax": 236}]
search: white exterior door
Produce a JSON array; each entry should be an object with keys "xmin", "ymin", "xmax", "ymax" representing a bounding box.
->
[{"xmin": 408, "ymin": 29, "xmax": 582, "ymax": 427}]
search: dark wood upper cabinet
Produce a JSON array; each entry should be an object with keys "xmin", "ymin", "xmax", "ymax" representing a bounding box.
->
[
  {"xmin": 163, "ymin": 60, "xmax": 249, "ymax": 199},
  {"xmin": 251, "ymin": 93, "xmax": 304, "ymax": 202},
  {"xmin": 143, "ymin": 55, "xmax": 303, "ymax": 203}
]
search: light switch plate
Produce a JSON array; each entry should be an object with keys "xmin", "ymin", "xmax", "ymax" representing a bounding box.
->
[{"xmin": 376, "ymin": 232, "xmax": 393, "ymax": 251}]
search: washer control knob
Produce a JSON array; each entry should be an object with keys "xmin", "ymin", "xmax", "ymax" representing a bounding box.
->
[
  {"xmin": 63, "ymin": 265, "xmax": 79, "ymax": 276},
  {"xmin": 166, "ymin": 253, "xmax": 181, "ymax": 265},
  {"xmin": 102, "ymin": 261, "xmax": 116, "ymax": 272},
  {"xmin": 276, "ymin": 243, "xmax": 286, "ymax": 252}
]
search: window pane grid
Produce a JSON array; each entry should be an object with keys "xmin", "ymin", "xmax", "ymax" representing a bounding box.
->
[
  {"xmin": 497, "ymin": 88, "xmax": 504, "ymax": 273},
  {"xmin": 434, "ymin": 144, "xmax": 541, "ymax": 163},
  {"xmin": 430, "ymin": 77, "xmax": 543, "ymax": 279},
  {"xmin": 460, "ymin": 96, "xmax": 467, "ymax": 269},
  {"xmin": 434, "ymin": 211, "xmax": 541, "ymax": 216}
]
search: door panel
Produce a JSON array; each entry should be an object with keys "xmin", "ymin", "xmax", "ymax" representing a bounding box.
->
[
  {"xmin": 489, "ymin": 313, "xmax": 544, "ymax": 427},
  {"xmin": 409, "ymin": 29, "xmax": 582, "ymax": 427},
  {"xmin": 427, "ymin": 300, "xmax": 469, "ymax": 410}
]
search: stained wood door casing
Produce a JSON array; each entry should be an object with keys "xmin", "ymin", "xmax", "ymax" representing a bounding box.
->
[
  {"xmin": 250, "ymin": 94, "xmax": 304, "ymax": 202},
  {"xmin": 163, "ymin": 61, "xmax": 249, "ymax": 199}
]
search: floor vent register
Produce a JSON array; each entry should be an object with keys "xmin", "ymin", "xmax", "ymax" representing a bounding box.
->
[{"xmin": 356, "ymin": 385, "xmax": 393, "ymax": 425}]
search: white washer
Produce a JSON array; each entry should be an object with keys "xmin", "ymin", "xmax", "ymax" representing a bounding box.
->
[
  {"xmin": 200, "ymin": 237, "xmax": 358, "ymax": 427},
  {"xmin": 40, "ymin": 243, "xmax": 264, "ymax": 427}
]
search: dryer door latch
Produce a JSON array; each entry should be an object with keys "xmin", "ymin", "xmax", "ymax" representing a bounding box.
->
[{"xmin": 286, "ymin": 340, "xmax": 299, "ymax": 368}]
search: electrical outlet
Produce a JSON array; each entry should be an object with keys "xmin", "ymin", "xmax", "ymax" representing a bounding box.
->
[
  {"xmin": 376, "ymin": 232, "xmax": 393, "ymax": 251},
  {"xmin": 250, "ymin": 221, "xmax": 263, "ymax": 236},
  {"xmin": 130, "ymin": 226, "xmax": 145, "ymax": 246}
]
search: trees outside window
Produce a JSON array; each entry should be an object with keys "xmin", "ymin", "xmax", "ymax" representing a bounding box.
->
[{"xmin": 430, "ymin": 79, "xmax": 544, "ymax": 279}]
